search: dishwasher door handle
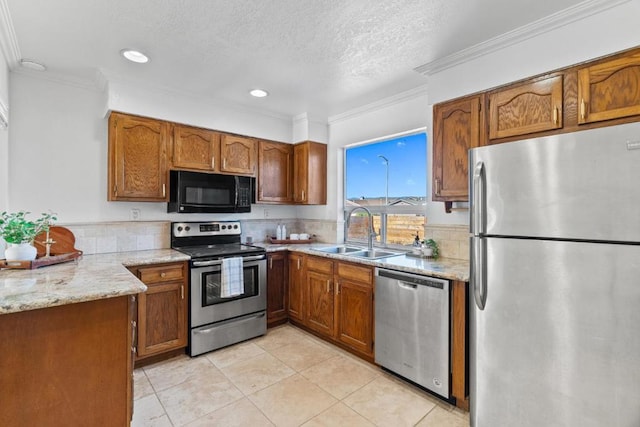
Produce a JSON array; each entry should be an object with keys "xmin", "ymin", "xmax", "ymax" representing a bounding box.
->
[{"xmin": 398, "ymin": 281, "xmax": 418, "ymax": 290}]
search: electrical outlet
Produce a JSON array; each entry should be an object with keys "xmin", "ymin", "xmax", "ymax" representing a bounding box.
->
[
  {"xmin": 264, "ymin": 208, "xmax": 270, "ymax": 218},
  {"xmin": 130, "ymin": 208, "xmax": 141, "ymax": 221}
]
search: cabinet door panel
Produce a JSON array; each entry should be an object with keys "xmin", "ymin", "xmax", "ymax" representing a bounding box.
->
[
  {"xmin": 258, "ymin": 141, "xmax": 292, "ymax": 203},
  {"xmin": 221, "ymin": 134, "xmax": 256, "ymax": 176},
  {"xmin": 137, "ymin": 281, "xmax": 186, "ymax": 357},
  {"xmin": 173, "ymin": 125, "xmax": 219, "ymax": 171},
  {"xmin": 109, "ymin": 113, "xmax": 169, "ymax": 201},
  {"xmin": 432, "ymin": 95, "xmax": 483, "ymax": 202},
  {"xmin": 267, "ymin": 252, "xmax": 288, "ymax": 326},
  {"xmin": 293, "ymin": 141, "xmax": 327, "ymax": 205},
  {"xmin": 306, "ymin": 270, "xmax": 335, "ymax": 337},
  {"xmin": 336, "ymin": 279, "xmax": 373, "ymax": 356},
  {"xmin": 578, "ymin": 52, "xmax": 640, "ymax": 124},
  {"xmin": 489, "ymin": 75, "xmax": 563, "ymax": 140},
  {"xmin": 288, "ymin": 254, "xmax": 305, "ymax": 322}
]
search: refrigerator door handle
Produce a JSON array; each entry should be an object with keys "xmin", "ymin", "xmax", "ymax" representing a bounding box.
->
[
  {"xmin": 471, "ymin": 161, "xmax": 485, "ymax": 236},
  {"xmin": 472, "ymin": 237, "xmax": 487, "ymax": 310}
]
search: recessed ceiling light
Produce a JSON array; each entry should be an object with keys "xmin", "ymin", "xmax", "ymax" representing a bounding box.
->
[
  {"xmin": 120, "ymin": 49, "xmax": 149, "ymax": 64},
  {"xmin": 19, "ymin": 59, "xmax": 46, "ymax": 71},
  {"xmin": 249, "ymin": 89, "xmax": 269, "ymax": 98}
]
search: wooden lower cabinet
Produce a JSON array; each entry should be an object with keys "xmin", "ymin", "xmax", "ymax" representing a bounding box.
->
[
  {"xmin": 0, "ymin": 296, "xmax": 135, "ymax": 426},
  {"xmin": 288, "ymin": 253, "xmax": 305, "ymax": 322},
  {"xmin": 291, "ymin": 255, "xmax": 374, "ymax": 360},
  {"xmin": 267, "ymin": 251, "xmax": 288, "ymax": 327},
  {"xmin": 335, "ymin": 262, "xmax": 374, "ymax": 357},
  {"xmin": 305, "ymin": 257, "xmax": 335, "ymax": 337},
  {"xmin": 128, "ymin": 261, "xmax": 188, "ymax": 361},
  {"xmin": 451, "ymin": 280, "xmax": 469, "ymax": 410}
]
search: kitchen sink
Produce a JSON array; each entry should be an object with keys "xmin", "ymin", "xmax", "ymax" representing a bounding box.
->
[
  {"xmin": 312, "ymin": 245, "xmax": 364, "ymax": 254},
  {"xmin": 346, "ymin": 249, "xmax": 402, "ymax": 260},
  {"xmin": 311, "ymin": 246, "xmax": 403, "ymax": 260}
]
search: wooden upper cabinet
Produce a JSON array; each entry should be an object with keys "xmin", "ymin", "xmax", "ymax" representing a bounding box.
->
[
  {"xmin": 257, "ymin": 140, "xmax": 293, "ymax": 203},
  {"xmin": 108, "ymin": 112, "xmax": 170, "ymax": 201},
  {"xmin": 172, "ymin": 124, "xmax": 220, "ymax": 172},
  {"xmin": 578, "ymin": 51, "xmax": 640, "ymax": 124},
  {"xmin": 293, "ymin": 141, "xmax": 327, "ymax": 205},
  {"xmin": 220, "ymin": 134, "xmax": 257, "ymax": 176},
  {"xmin": 432, "ymin": 94, "xmax": 483, "ymax": 202},
  {"xmin": 488, "ymin": 75, "xmax": 563, "ymax": 140}
]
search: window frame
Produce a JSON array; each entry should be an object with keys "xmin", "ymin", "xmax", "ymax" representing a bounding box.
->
[{"xmin": 343, "ymin": 128, "xmax": 427, "ymax": 249}]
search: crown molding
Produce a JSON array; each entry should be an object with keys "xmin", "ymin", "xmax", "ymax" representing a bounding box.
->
[
  {"xmin": 11, "ymin": 66, "xmax": 104, "ymax": 91},
  {"xmin": 0, "ymin": 0, "xmax": 20, "ymax": 67},
  {"xmin": 328, "ymin": 84, "xmax": 428, "ymax": 125},
  {"xmin": 414, "ymin": 0, "xmax": 633, "ymax": 76}
]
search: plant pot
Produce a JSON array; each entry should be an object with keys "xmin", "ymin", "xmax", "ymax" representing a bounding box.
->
[
  {"xmin": 5, "ymin": 242, "xmax": 37, "ymax": 261},
  {"xmin": 421, "ymin": 247, "xmax": 433, "ymax": 257}
]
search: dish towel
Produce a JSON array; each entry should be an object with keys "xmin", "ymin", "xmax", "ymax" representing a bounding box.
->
[{"xmin": 221, "ymin": 257, "xmax": 244, "ymax": 298}]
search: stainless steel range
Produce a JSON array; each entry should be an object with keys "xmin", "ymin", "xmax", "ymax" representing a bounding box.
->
[{"xmin": 171, "ymin": 221, "xmax": 267, "ymax": 356}]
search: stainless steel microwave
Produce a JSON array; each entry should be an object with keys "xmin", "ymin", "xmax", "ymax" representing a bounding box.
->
[{"xmin": 168, "ymin": 170, "xmax": 253, "ymax": 213}]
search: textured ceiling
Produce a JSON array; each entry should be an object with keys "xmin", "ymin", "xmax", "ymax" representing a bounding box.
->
[{"xmin": 5, "ymin": 0, "xmax": 588, "ymax": 118}]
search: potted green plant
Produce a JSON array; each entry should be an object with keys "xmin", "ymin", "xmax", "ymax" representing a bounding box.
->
[
  {"xmin": 421, "ymin": 238, "xmax": 440, "ymax": 259},
  {"xmin": 0, "ymin": 211, "xmax": 57, "ymax": 261}
]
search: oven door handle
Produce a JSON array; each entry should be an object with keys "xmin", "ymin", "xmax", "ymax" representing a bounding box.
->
[{"xmin": 192, "ymin": 254, "xmax": 266, "ymax": 267}]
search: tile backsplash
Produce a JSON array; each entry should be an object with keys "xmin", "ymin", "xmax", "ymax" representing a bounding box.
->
[
  {"xmin": 240, "ymin": 219, "xmax": 337, "ymax": 244},
  {"xmin": 62, "ymin": 219, "xmax": 338, "ymax": 255},
  {"xmin": 63, "ymin": 222, "xmax": 170, "ymax": 255},
  {"xmin": 62, "ymin": 220, "xmax": 465, "ymax": 260},
  {"xmin": 423, "ymin": 224, "xmax": 469, "ymax": 261}
]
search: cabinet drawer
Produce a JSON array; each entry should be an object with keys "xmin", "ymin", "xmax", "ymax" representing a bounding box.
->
[
  {"xmin": 337, "ymin": 262, "xmax": 373, "ymax": 285},
  {"xmin": 138, "ymin": 264, "xmax": 185, "ymax": 283},
  {"xmin": 306, "ymin": 256, "xmax": 333, "ymax": 274}
]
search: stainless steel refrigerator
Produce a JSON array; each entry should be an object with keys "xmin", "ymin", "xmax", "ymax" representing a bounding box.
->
[{"xmin": 469, "ymin": 122, "xmax": 640, "ymax": 427}]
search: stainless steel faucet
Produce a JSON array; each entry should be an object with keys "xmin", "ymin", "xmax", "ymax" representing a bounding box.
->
[{"xmin": 346, "ymin": 206, "xmax": 377, "ymax": 251}]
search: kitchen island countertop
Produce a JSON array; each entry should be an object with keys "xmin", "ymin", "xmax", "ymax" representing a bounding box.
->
[
  {"xmin": 258, "ymin": 243, "xmax": 470, "ymax": 282},
  {"xmin": 0, "ymin": 249, "xmax": 190, "ymax": 315}
]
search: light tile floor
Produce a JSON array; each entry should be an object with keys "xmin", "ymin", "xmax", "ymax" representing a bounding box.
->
[{"xmin": 132, "ymin": 324, "xmax": 470, "ymax": 427}]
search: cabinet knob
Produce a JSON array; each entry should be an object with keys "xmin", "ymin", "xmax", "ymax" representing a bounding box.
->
[{"xmin": 160, "ymin": 272, "xmax": 166, "ymax": 278}]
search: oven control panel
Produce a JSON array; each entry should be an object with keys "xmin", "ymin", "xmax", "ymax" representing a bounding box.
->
[{"xmin": 172, "ymin": 221, "xmax": 241, "ymax": 238}]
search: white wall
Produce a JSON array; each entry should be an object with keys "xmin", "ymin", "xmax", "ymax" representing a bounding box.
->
[
  {"xmin": 106, "ymin": 78, "xmax": 292, "ymax": 142},
  {"xmin": 327, "ymin": 0, "xmax": 640, "ymax": 230},
  {"xmin": 325, "ymin": 87, "xmax": 469, "ymax": 229},
  {"xmin": 8, "ymin": 73, "xmax": 297, "ymax": 223},
  {"xmin": 319, "ymin": 87, "xmax": 468, "ymax": 243},
  {"xmin": 0, "ymin": 48, "xmax": 8, "ymax": 212},
  {"xmin": 428, "ymin": 0, "xmax": 640, "ymax": 104}
]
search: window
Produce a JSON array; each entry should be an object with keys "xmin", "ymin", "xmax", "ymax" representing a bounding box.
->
[{"xmin": 344, "ymin": 131, "xmax": 427, "ymax": 248}]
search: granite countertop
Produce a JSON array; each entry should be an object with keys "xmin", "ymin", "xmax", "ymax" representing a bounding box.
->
[
  {"xmin": 1, "ymin": 243, "xmax": 468, "ymax": 316},
  {"xmin": 258, "ymin": 243, "xmax": 470, "ymax": 282},
  {"xmin": 0, "ymin": 249, "xmax": 190, "ymax": 315}
]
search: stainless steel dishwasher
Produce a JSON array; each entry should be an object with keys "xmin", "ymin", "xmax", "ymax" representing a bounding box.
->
[{"xmin": 375, "ymin": 268, "xmax": 450, "ymax": 399}]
